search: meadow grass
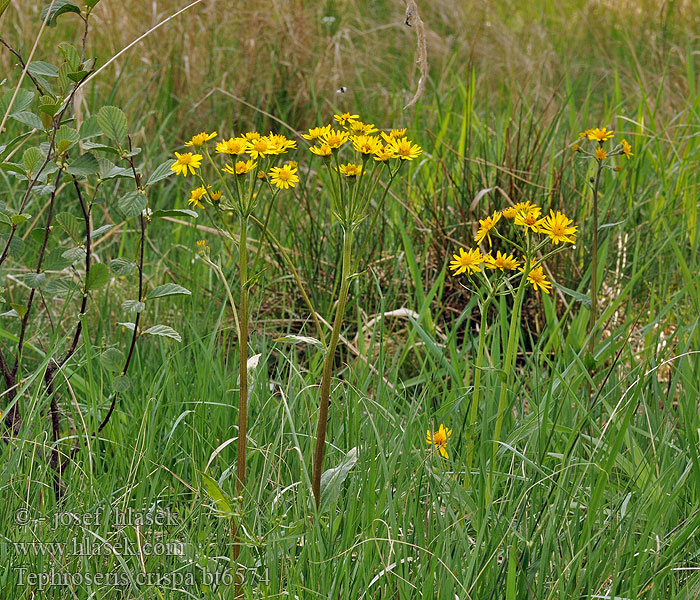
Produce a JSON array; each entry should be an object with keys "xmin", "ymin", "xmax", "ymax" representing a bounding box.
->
[{"xmin": 1, "ymin": 1, "xmax": 699, "ymax": 598}]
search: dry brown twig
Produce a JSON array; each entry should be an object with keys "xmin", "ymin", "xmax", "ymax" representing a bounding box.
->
[{"xmin": 403, "ymin": 0, "xmax": 428, "ymax": 111}]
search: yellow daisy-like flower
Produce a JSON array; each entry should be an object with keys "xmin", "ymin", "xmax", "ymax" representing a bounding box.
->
[
  {"xmin": 449, "ymin": 247, "xmax": 485, "ymax": 276},
  {"xmin": 514, "ymin": 205, "xmax": 542, "ymax": 233},
  {"xmin": 334, "ymin": 112, "xmax": 360, "ymax": 126},
  {"xmin": 309, "ymin": 143, "xmax": 333, "ymax": 158},
  {"xmin": 244, "ymin": 132, "xmax": 262, "ymax": 141},
  {"xmin": 215, "ymin": 137, "xmax": 250, "ymax": 155},
  {"xmin": 321, "ymin": 129, "xmax": 350, "ymax": 149},
  {"xmin": 184, "ymin": 131, "xmax": 217, "ymax": 147},
  {"xmin": 578, "ymin": 129, "xmax": 592, "ymax": 139},
  {"xmin": 248, "ymin": 136, "xmax": 278, "ymax": 159},
  {"xmin": 525, "ymin": 264, "xmax": 552, "ymax": 294},
  {"xmin": 301, "ymin": 125, "xmax": 331, "ymax": 141},
  {"xmin": 621, "ymin": 139, "xmax": 633, "ymax": 159},
  {"xmin": 485, "ymin": 250, "xmax": 520, "ymax": 271},
  {"xmin": 269, "ymin": 164, "xmax": 299, "ymax": 189},
  {"xmin": 209, "ymin": 190, "xmax": 222, "ymax": 202},
  {"xmin": 426, "ymin": 424, "xmax": 452, "ymax": 459},
  {"xmin": 196, "ymin": 239, "xmax": 207, "ymax": 248},
  {"xmin": 386, "ymin": 136, "xmax": 422, "ymax": 161},
  {"xmin": 188, "ymin": 185, "xmax": 208, "ymax": 209},
  {"xmin": 347, "ymin": 120, "xmax": 378, "ymax": 136},
  {"xmin": 352, "ymin": 134, "xmax": 383, "ymax": 155},
  {"xmin": 501, "ymin": 206, "xmax": 519, "ymax": 219},
  {"xmin": 594, "ymin": 147, "xmax": 608, "ymax": 160},
  {"xmin": 222, "ymin": 159, "xmax": 257, "ymax": 176},
  {"xmin": 170, "ymin": 152, "xmax": 203, "ymax": 177},
  {"xmin": 268, "ymin": 133, "xmax": 297, "ymax": 154},
  {"xmin": 537, "ymin": 210, "xmax": 578, "ymax": 245},
  {"xmin": 474, "ymin": 211, "xmax": 502, "ymax": 246},
  {"xmin": 337, "ymin": 163, "xmax": 363, "ymax": 178},
  {"xmin": 373, "ymin": 145, "xmax": 395, "ymax": 162},
  {"xmin": 587, "ymin": 127, "xmax": 614, "ymax": 142}
]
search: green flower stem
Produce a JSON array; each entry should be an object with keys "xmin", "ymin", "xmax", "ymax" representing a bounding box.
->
[
  {"xmin": 588, "ymin": 159, "xmax": 603, "ymax": 352},
  {"xmin": 248, "ymin": 214, "xmax": 327, "ymax": 348},
  {"xmin": 465, "ymin": 295, "xmax": 491, "ymax": 483},
  {"xmin": 312, "ymin": 226, "xmax": 354, "ymax": 507}
]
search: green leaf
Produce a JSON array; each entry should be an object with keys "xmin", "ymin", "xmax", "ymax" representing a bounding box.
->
[
  {"xmin": 40, "ymin": 0, "xmax": 81, "ymax": 26},
  {"xmin": 55, "ymin": 212, "xmax": 83, "ymax": 243},
  {"xmin": 98, "ymin": 159, "xmax": 132, "ymax": 180},
  {"xmin": 0, "ymin": 162, "xmax": 26, "ymax": 176},
  {"xmin": 57, "ymin": 42, "xmax": 81, "ymax": 71},
  {"xmin": 110, "ymin": 258, "xmax": 137, "ymax": 276},
  {"xmin": 112, "ymin": 375, "xmax": 130, "ymax": 393},
  {"xmin": 11, "ymin": 214, "xmax": 30, "ymax": 226},
  {"xmin": 86, "ymin": 0, "xmax": 101, "ymax": 8},
  {"xmin": 11, "ymin": 111, "xmax": 44, "ymax": 130},
  {"xmin": 147, "ymin": 283, "xmax": 191, "ymax": 299},
  {"xmin": 556, "ymin": 284, "xmax": 592, "ymax": 308},
  {"xmin": 27, "ymin": 61, "xmax": 59, "ymax": 78},
  {"xmin": 201, "ymin": 473, "xmax": 234, "ymax": 515},
  {"xmin": 22, "ymin": 273, "xmax": 46, "ymax": 288},
  {"xmin": 143, "ymin": 325, "xmax": 182, "ymax": 343},
  {"xmin": 121, "ymin": 300, "xmax": 145, "ymax": 313},
  {"xmin": 67, "ymin": 153, "xmax": 99, "ymax": 176},
  {"xmin": 38, "ymin": 95, "xmax": 62, "ymax": 117},
  {"xmin": 146, "ymin": 160, "xmax": 175, "ymax": 186},
  {"xmin": 0, "ymin": 233, "xmax": 23, "ymax": 257},
  {"xmin": 320, "ymin": 447, "xmax": 358, "ymax": 508},
  {"xmin": 43, "ymin": 278, "xmax": 78, "ymax": 296},
  {"xmin": 97, "ymin": 106, "xmax": 128, "ymax": 145},
  {"xmin": 1, "ymin": 89, "xmax": 34, "ymax": 115},
  {"xmin": 22, "ymin": 147, "xmax": 43, "ymax": 174},
  {"xmin": 54, "ymin": 125, "xmax": 80, "ymax": 154},
  {"xmin": 10, "ymin": 304, "xmax": 28, "ymax": 318},
  {"xmin": 90, "ymin": 224, "xmax": 113, "ymax": 239},
  {"xmin": 118, "ymin": 191, "xmax": 147, "ymax": 217},
  {"xmin": 67, "ymin": 70, "xmax": 88, "ymax": 83},
  {"xmin": 86, "ymin": 263, "xmax": 109, "ymax": 290},
  {"xmin": 100, "ymin": 347, "xmax": 125, "ymax": 372},
  {"xmin": 79, "ymin": 115, "xmax": 102, "ymax": 139},
  {"xmin": 62, "ymin": 247, "xmax": 86, "ymax": 264}
]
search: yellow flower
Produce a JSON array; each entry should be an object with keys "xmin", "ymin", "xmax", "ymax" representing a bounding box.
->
[
  {"xmin": 196, "ymin": 239, "xmax": 206, "ymax": 247},
  {"xmin": 578, "ymin": 129, "xmax": 592, "ymax": 139},
  {"xmin": 268, "ymin": 132, "xmax": 297, "ymax": 153},
  {"xmin": 347, "ymin": 120, "xmax": 378, "ymax": 136},
  {"xmin": 184, "ymin": 131, "xmax": 217, "ymax": 147},
  {"xmin": 474, "ymin": 211, "xmax": 502, "ymax": 246},
  {"xmin": 337, "ymin": 163, "xmax": 363, "ymax": 178},
  {"xmin": 188, "ymin": 185, "xmax": 208, "ymax": 209},
  {"xmin": 247, "ymin": 137, "xmax": 275, "ymax": 158},
  {"xmin": 301, "ymin": 125, "xmax": 331, "ymax": 141},
  {"xmin": 386, "ymin": 136, "xmax": 422, "ymax": 160},
  {"xmin": 222, "ymin": 159, "xmax": 257, "ymax": 176},
  {"xmin": 621, "ymin": 139, "xmax": 633, "ymax": 159},
  {"xmin": 501, "ymin": 206, "xmax": 518, "ymax": 219},
  {"xmin": 209, "ymin": 190, "xmax": 222, "ymax": 202},
  {"xmin": 269, "ymin": 164, "xmax": 299, "ymax": 189},
  {"xmin": 537, "ymin": 210, "xmax": 577, "ymax": 245},
  {"xmin": 572, "ymin": 143, "xmax": 580, "ymax": 152},
  {"xmin": 171, "ymin": 152, "xmax": 203, "ymax": 176},
  {"xmin": 525, "ymin": 264, "xmax": 552, "ymax": 294},
  {"xmin": 373, "ymin": 145, "xmax": 395, "ymax": 162},
  {"xmin": 352, "ymin": 134, "xmax": 383, "ymax": 155},
  {"xmin": 321, "ymin": 129, "xmax": 350, "ymax": 149},
  {"xmin": 514, "ymin": 205, "xmax": 542, "ymax": 233},
  {"xmin": 449, "ymin": 247, "xmax": 485, "ymax": 276},
  {"xmin": 594, "ymin": 147, "xmax": 608, "ymax": 160},
  {"xmin": 309, "ymin": 143, "xmax": 333, "ymax": 158},
  {"xmin": 485, "ymin": 250, "xmax": 520, "ymax": 271},
  {"xmin": 587, "ymin": 127, "xmax": 614, "ymax": 142},
  {"xmin": 244, "ymin": 132, "xmax": 262, "ymax": 141},
  {"xmin": 333, "ymin": 112, "xmax": 360, "ymax": 126},
  {"xmin": 426, "ymin": 424, "xmax": 452, "ymax": 459},
  {"xmin": 215, "ymin": 137, "xmax": 250, "ymax": 155}
]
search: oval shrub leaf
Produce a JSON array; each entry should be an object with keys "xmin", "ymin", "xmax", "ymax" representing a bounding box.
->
[
  {"xmin": 97, "ymin": 105, "xmax": 128, "ymax": 145},
  {"xmin": 143, "ymin": 325, "xmax": 182, "ymax": 342},
  {"xmin": 147, "ymin": 283, "xmax": 191, "ymax": 299},
  {"xmin": 86, "ymin": 262, "xmax": 109, "ymax": 290},
  {"xmin": 118, "ymin": 190, "xmax": 147, "ymax": 217}
]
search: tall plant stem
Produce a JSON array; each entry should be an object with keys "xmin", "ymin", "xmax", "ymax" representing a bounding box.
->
[
  {"xmin": 492, "ymin": 266, "xmax": 529, "ymax": 464},
  {"xmin": 588, "ymin": 161, "xmax": 603, "ymax": 353},
  {"xmin": 312, "ymin": 226, "xmax": 354, "ymax": 507},
  {"xmin": 465, "ymin": 297, "xmax": 490, "ymax": 484},
  {"xmin": 233, "ymin": 213, "xmax": 249, "ymax": 558}
]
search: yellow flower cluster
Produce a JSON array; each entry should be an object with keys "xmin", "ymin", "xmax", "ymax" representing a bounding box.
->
[
  {"xmin": 575, "ymin": 126, "xmax": 633, "ymax": 161},
  {"xmin": 303, "ymin": 113, "xmax": 422, "ymax": 165},
  {"xmin": 449, "ymin": 201, "xmax": 578, "ymax": 294}
]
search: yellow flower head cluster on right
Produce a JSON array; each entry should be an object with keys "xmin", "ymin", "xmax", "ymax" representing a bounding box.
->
[
  {"xmin": 575, "ymin": 125, "xmax": 634, "ymax": 165},
  {"xmin": 449, "ymin": 200, "xmax": 577, "ymax": 295},
  {"xmin": 426, "ymin": 424, "xmax": 452, "ymax": 459}
]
